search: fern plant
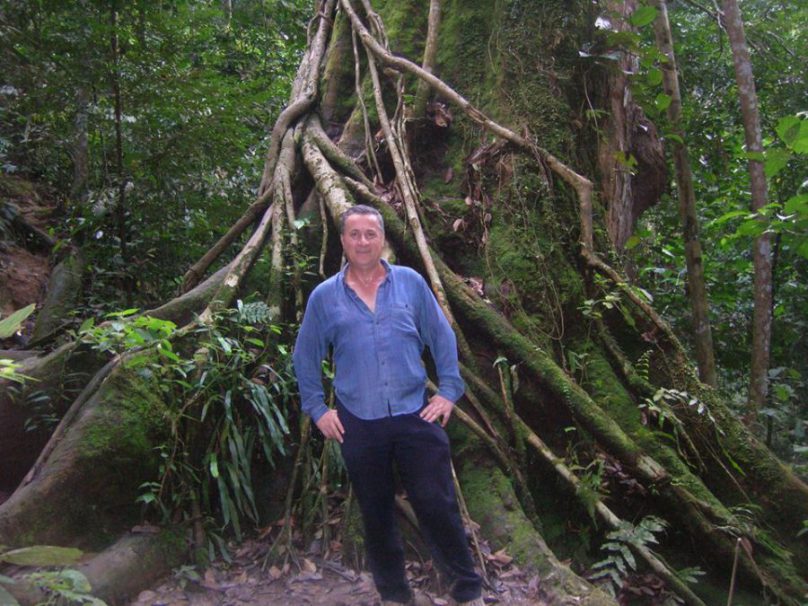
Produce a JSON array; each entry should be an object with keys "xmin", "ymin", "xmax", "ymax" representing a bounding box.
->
[{"xmin": 589, "ymin": 516, "xmax": 668, "ymax": 596}]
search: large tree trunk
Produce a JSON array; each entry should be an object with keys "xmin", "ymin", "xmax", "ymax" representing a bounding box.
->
[{"xmin": 2, "ymin": 1, "xmax": 806, "ymax": 605}]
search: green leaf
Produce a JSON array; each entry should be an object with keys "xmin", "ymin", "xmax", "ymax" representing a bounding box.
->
[
  {"xmin": 57, "ymin": 569, "xmax": 93, "ymax": 593},
  {"xmin": 630, "ymin": 6, "xmax": 658, "ymax": 28},
  {"xmin": 735, "ymin": 218, "xmax": 765, "ymax": 237},
  {"xmin": 654, "ymin": 92, "xmax": 672, "ymax": 112},
  {"xmin": 796, "ymin": 239, "xmax": 808, "ymax": 260},
  {"xmin": 78, "ymin": 318, "xmax": 95, "ymax": 334},
  {"xmin": 625, "ymin": 234, "xmax": 642, "ymax": 250},
  {"xmin": 0, "ymin": 545, "xmax": 83, "ymax": 566},
  {"xmin": 712, "ymin": 209, "xmax": 748, "ymax": 226},
  {"xmin": 784, "ymin": 194, "xmax": 808, "ymax": 216},
  {"xmin": 776, "ymin": 115, "xmax": 808, "ymax": 153},
  {"xmin": 646, "ymin": 67, "xmax": 663, "ymax": 86},
  {"xmin": 0, "ymin": 303, "xmax": 36, "ymax": 339},
  {"xmin": 764, "ymin": 149, "xmax": 792, "ymax": 178},
  {"xmin": 209, "ymin": 454, "xmax": 220, "ymax": 478},
  {"xmin": 158, "ymin": 347, "xmax": 182, "ymax": 363},
  {"xmin": 106, "ymin": 308, "xmax": 139, "ymax": 318}
]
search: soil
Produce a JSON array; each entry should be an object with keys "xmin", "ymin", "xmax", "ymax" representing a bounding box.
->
[
  {"xmin": 129, "ymin": 538, "xmax": 546, "ymax": 606},
  {"xmin": 0, "ymin": 176, "xmax": 55, "ymax": 340}
]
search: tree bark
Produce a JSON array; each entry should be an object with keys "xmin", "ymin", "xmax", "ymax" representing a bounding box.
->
[
  {"xmin": 721, "ymin": 0, "xmax": 773, "ymax": 417},
  {"xmin": 70, "ymin": 86, "xmax": 90, "ymax": 202},
  {"xmin": 109, "ymin": 1, "xmax": 130, "ymax": 300}
]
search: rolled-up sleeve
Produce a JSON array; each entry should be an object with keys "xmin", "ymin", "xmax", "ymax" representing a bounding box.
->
[
  {"xmin": 293, "ymin": 290, "xmax": 330, "ymax": 422},
  {"xmin": 416, "ymin": 278, "xmax": 465, "ymax": 403}
]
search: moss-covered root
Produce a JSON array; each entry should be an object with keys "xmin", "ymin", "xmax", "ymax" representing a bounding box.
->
[
  {"xmin": 29, "ymin": 249, "xmax": 85, "ymax": 345},
  {"xmin": 580, "ymin": 346, "xmax": 808, "ymax": 604},
  {"xmin": 5, "ymin": 530, "xmax": 187, "ymax": 606},
  {"xmin": 362, "ymin": 167, "xmax": 808, "ymax": 604},
  {"xmin": 0, "ymin": 357, "xmax": 169, "ymax": 548},
  {"xmin": 457, "ymin": 453, "xmax": 615, "ymax": 606}
]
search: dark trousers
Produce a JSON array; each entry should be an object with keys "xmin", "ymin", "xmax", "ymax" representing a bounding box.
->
[{"xmin": 337, "ymin": 401, "xmax": 482, "ymax": 604}]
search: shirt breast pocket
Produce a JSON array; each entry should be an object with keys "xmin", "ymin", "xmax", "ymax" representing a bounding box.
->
[{"xmin": 389, "ymin": 303, "xmax": 418, "ymax": 337}]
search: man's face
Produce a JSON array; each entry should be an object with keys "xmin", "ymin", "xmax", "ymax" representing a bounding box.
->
[{"xmin": 341, "ymin": 213, "xmax": 385, "ymax": 269}]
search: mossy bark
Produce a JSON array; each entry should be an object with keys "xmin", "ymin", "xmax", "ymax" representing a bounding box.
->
[
  {"xmin": 455, "ymin": 436, "xmax": 616, "ymax": 606},
  {"xmin": 0, "ymin": 264, "xmax": 228, "ymax": 495},
  {"xmin": 30, "ymin": 250, "xmax": 85, "ymax": 345},
  {"xmin": 0, "ymin": 357, "xmax": 170, "ymax": 548}
]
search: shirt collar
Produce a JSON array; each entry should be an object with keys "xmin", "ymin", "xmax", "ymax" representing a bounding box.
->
[{"xmin": 338, "ymin": 259, "xmax": 392, "ymax": 286}]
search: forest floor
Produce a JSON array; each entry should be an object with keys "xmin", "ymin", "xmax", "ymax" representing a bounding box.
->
[
  {"xmin": 0, "ymin": 176, "xmax": 52, "ymax": 324},
  {"xmin": 129, "ymin": 536, "xmax": 546, "ymax": 606}
]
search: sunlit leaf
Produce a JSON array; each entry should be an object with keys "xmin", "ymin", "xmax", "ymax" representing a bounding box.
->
[
  {"xmin": 646, "ymin": 67, "xmax": 663, "ymax": 86},
  {"xmin": 0, "ymin": 546, "xmax": 83, "ymax": 566},
  {"xmin": 0, "ymin": 303, "xmax": 36, "ymax": 339},
  {"xmin": 654, "ymin": 92, "xmax": 671, "ymax": 112}
]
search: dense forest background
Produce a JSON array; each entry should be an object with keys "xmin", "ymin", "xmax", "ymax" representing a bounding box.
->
[{"xmin": 1, "ymin": 0, "xmax": 807, "ymax": 605}]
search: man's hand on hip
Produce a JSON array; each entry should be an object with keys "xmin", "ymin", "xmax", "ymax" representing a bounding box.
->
[
  {"xmin": 420, "ymin": 394, "xmax": 454, "ymax": 427},
  {"xmin": 315, "ymin": 409, "xmax": 345, "ymax": 443}
]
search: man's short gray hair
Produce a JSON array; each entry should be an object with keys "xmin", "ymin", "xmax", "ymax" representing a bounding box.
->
[{"xmin": 339, "ymin": 205, "xmax": 385, "ymax": 235}]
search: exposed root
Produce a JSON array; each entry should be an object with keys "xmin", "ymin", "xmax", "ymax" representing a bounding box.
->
[
  {"xmin": 338, "ymin": 0, "xmax": 595, "ymax": 250},
  {"xmin": 257, "ymin": 0, "xmax": 337, "ymax": 196},
  {"xmin": 411, "ymin": 0, "xmax": 442, "ymax": 120}
]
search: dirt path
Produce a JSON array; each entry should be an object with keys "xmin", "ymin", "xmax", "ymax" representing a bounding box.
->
[{"xmin": 130, "ymin": 541, "xmax": 545, "ymax": 606}]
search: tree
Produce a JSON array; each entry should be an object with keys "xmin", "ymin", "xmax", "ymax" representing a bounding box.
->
[
  {"xmin": 720, "ymin": 0, "xmax": 773, "ymax": 419},
  {"xmin": 650, "ymin": 0, "xmax": 717, "ymax": 387},
  {"xmin": 1, "ymin": 2, "xmax": 807, "ymax": 606}
]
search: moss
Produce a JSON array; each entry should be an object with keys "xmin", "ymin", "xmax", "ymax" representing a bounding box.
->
[
  {"xmin": 458, "ymin": 455, "xmax": 616, "ymax": 605},
  {"xmin": 320, "ymin": 11, "xmax": 358, "ymax": 124},
  {"xmin": 459, "ymin": 456, "xmax": 550, "ymax": 570},
  {"xmin": 375, "ymin": 0, "xmax": 429, "ymax": 61},
  {"xmin": 80, "ymin": 364, "xmax": 165, "ymax": 462}
]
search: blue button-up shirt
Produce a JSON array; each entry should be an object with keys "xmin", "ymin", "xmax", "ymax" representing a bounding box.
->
[{"xmin": 293, "ymin": 260, "xmax": 465, "ymax": 421}]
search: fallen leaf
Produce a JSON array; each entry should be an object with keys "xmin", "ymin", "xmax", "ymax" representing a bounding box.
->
[
  {"xmin": 302, "ymin": 558, "xmax": 317, "ymax": 573},
  {"xmin": 487, "ymin": 548, "xmax": 513, "ymax": 566}
]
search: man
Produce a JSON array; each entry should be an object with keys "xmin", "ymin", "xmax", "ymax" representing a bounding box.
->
[{"xmin": 293, "ymin": 205, "xmax": 484, "ymax": 606}]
